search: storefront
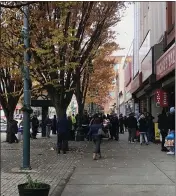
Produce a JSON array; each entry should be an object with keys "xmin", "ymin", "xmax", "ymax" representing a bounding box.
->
[{"xmin": 155, "ymin": 43, "xmax": 175, "ymax": 112}]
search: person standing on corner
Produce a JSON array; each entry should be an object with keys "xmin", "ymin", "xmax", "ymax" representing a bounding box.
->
[
  {"xmin": 157, "ymin": 109, "xmax": 169, "ymax": 152},
  {"xmin": 45, "ymin": 115, "xmax": 52, "ymax": 138},
  {"xmin": 127, "ymin": 112, "xmax": 138, "ymax": 143},
  {"xmin": 110, "ymin": 114, "xmax": 119, "ymax": 141},
  {"xmin": 138, "ymin": 114, "xmax": 149, "ymax": 145},
  {"xmin": 51, "ymin": 115, "xmax": 57, "ymax": 135},
  {"xmin": 8, "ymin": 119, "xmax": 19, "ymax": 143},
  {"xmin": 57, "ymin": 113, "xmax": 69, "ymax": 154},
  {"xmin": 31, "ymin": 115, "xmax": 39, "ymax": 139}
]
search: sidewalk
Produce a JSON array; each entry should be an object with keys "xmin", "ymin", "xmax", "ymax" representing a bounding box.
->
[
  {"xmin": 1, "ymin": 135, "xmax": 87, "ymax": 196},
  {"xmin": 62, "ymin": 133, "xmax": 175, "ymax": 196}
]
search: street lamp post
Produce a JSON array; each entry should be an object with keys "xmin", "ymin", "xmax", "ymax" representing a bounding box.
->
[{"xmin": 22, "ymin": 5, "xmax": 32, "ymax": 169}]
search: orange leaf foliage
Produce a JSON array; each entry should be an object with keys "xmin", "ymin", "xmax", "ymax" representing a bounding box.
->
[{"xmin": 86, "ymin": 42, "xmax": 118, "ymax": 106}]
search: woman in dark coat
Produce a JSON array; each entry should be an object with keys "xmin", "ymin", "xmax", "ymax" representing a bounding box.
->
[
  {"xmin": 87, "ymin": 117, "xmax": 103, "ymax": 160},
  {"xmin": 138, "ymin": 114, "xmax": 148, "ymax": 145}
]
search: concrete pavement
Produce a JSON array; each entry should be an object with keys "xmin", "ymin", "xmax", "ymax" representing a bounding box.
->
[{"xmin": 62, "ymin": 133, "xmax": 175, "ymax": 196}]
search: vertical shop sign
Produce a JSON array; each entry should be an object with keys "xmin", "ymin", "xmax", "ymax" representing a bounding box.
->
[
  {"xmin": 155, "ymin": 89, "xmax": 162, "ymax": 105},
  {"xmin": 155, "ymin": 89, "xmax": 168, "ymax": 107},
  {"xmin": 162, "ymin": 91, "xmax": 168, "ymax": 107}
]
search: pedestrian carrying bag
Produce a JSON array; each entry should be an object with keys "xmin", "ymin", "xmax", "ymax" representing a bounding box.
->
[{"xmin": 98, "ymin": 128, "xmax": 106, "ymax": 136}]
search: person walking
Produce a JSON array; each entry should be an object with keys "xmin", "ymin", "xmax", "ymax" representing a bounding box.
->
[
  {"xmin": 57, "ymin": 114, "xmax": 69, "ymax": 154},
  {"xmin": 127, "ymin": 113, "xmax": 138, "ymax": 143},
  {"xmin": 87, "ymin": 117, "xmax": 103, "ymax": 160},
  {"xmin": 45, "ymin": 115, "xmax": 52, "ymax": 138},
  {"xmin": 51, "ymin": 115, "xmax": 57, "ymax": 135},
  {"xmin": 31, "ymin": 115, "xmax": 39, "ymax": 139},
  {"xmin": 158, "ymin": 109, "xmax": 169, "ymax": 152},
  {"xmin": 119, "ymin": 114, "xmax": 124, "ymax": 134},
  {"xmin": 138, "ymin": 114, "xmax": 148, "ymax": 145}
]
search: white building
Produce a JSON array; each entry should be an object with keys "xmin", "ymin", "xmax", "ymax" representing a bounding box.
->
[
  {"xmin": 131, "ymin": 2, "xmax": 175, "ymax": 120},
  {"xmin": 133, "ymin": 2, "xmax": 166, "ymax": 77}
]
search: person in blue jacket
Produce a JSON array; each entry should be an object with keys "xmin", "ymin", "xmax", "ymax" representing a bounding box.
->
[{"xmin": 87, "ymin": 117, "xmax": 103, "ymax": 160}]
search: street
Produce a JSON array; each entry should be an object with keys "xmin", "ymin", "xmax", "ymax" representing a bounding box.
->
[{"xmin": 62, "ymin": 133, "xmax": 175, "ymax": 196}]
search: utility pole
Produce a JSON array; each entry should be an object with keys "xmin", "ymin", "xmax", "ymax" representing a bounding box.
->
[{"xmin": 22, "ymin": 5, "xmax": 32, "ymax": 169}]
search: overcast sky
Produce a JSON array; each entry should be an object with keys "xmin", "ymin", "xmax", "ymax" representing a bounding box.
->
[{"xmin": 112, "ymin": 4, "xmax": 134, "ymax": 56}]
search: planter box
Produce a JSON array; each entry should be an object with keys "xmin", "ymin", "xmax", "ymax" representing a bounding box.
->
[{"xmin": 18, "ymin": 183, "xmax": 50, "ymax": 196}]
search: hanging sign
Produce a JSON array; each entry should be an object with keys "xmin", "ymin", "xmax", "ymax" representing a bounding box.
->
[{"xmin": 155, "ymin": 89, "xmax": 168, "ymax": 107}]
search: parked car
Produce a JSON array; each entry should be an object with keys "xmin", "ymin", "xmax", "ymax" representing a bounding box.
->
[{"xmin": 0, "ymin": 119, "xmax": 7, "ymax": 132}]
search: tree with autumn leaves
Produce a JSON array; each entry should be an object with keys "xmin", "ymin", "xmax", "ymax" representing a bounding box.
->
[
  {"xmin": 0, "ymin": 2, "xmax": 126, "ymax": 129},
  {"xmin": 86, "ymin": 43, "xmax": 117, "ymax": 106},
  {"xmin": 29, "ymin": 1, "xmax": 125, "ymax": 123}
]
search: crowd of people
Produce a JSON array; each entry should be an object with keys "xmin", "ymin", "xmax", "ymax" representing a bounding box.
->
[{"xmin": 6, "ymin": 107, "xmax": 175, "ymax": 159}]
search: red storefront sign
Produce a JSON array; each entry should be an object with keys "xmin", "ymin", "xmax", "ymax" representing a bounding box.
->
[
  {"xmin": 130, "ymin": 72, "xmax": 142, "ymax": 94},
  {"xmin": 125, "ymin": 62, "xmax": 132, "ymax": 87},
  {"xmin": 156, "ymin": 43, "xmax": 175, "ymax": 80},
  {"xmin": 155, "ymin": 89, "xmax": 168, "ymax": 107}
]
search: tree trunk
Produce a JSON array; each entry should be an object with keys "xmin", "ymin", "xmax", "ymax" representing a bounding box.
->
[
  {"xmin": 55, "ymin": 105, "xmax": 67, "ymax": 120},
  {"xmin": 6, "ymin": 112, "xmax": 15, "ymax": 142},
  {"xmin": 47, "ymin": 89, "xmax": 73, "ymax": 120},
  {"xmin": 48, "ymin": 91, "xmax": 72, "ymax": 150}
]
